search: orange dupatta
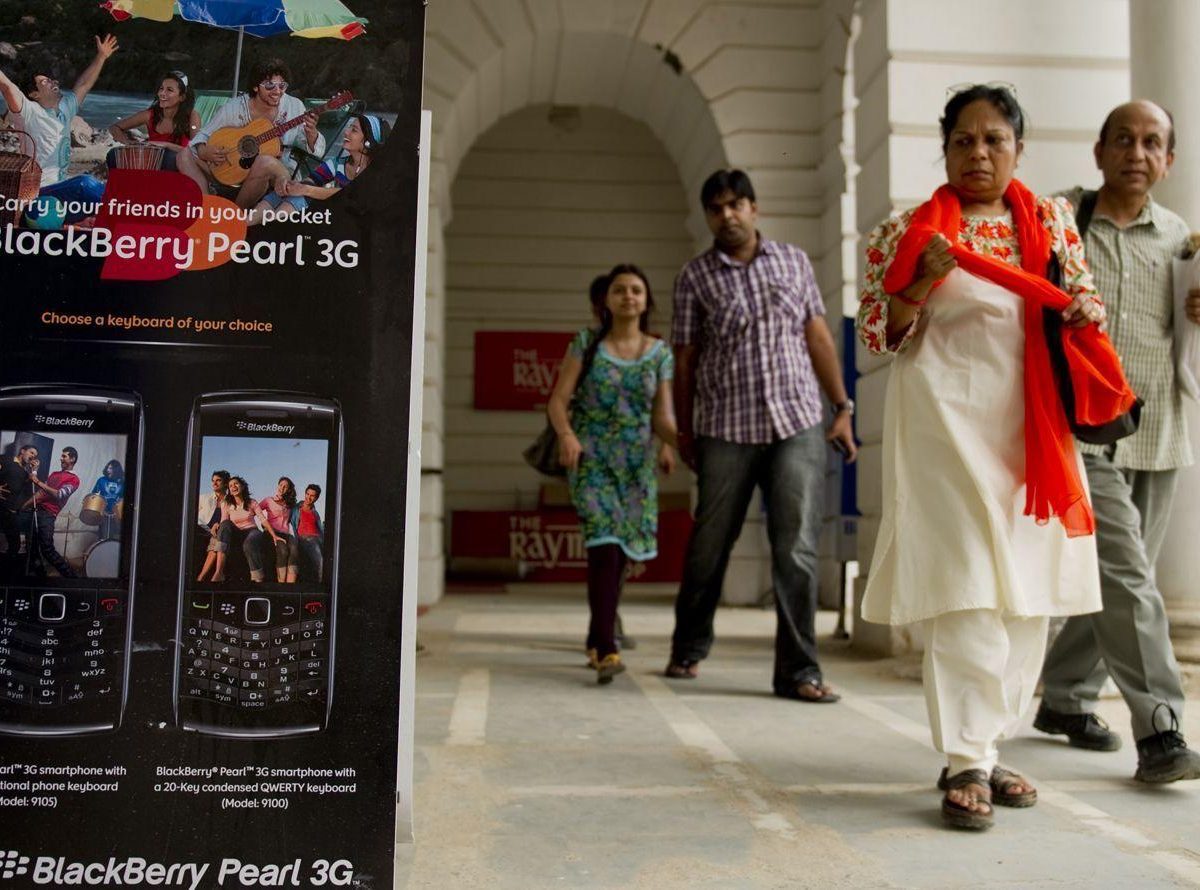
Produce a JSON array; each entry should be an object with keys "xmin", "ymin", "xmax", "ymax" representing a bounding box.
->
[{"xmin": 882, "ymin": 180, "xmax": 1136, "ymax": 536}]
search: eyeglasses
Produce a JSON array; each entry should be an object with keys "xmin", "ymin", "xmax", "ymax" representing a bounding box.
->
[
  {"xmin": 946, "ymin": 81, "xmax": 1018, "ymax": 100},
  {"xmin": 259, "ymin": 80, "xmax": 289, "ymax": 92}
]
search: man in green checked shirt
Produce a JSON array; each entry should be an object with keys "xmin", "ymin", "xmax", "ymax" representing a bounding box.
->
[{"xmin": 1036, "ymin": 101, "xmax": 1200, "ymax": 784}]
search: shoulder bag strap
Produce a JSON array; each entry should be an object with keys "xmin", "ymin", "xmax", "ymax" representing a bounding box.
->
[
  {"xmin": 570, "ymin": 328, "xmax": 603, "ymax": 400},
  {"xmin": 1075, "ymin": 189, "xmax": 1098, "ymax": 240}
]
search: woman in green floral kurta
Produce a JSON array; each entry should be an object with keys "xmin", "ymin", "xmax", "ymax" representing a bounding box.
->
[{"xmin": 547, "ymin": 264, "xmax": 678, "ymax": 683}]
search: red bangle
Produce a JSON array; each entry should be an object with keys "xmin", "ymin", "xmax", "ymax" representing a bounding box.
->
[{"xmin": 891, "ymin": 291, "xmax": 927, "ymax": 307}]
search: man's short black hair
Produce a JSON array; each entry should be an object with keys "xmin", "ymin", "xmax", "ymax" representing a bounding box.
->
[
  {"xmin": 62, "ymin": 447, "xmax": 78, "ymax": 462},
  {"xmin": 305, "ymin": 484, "xmax": 322, "ymax": 498},
  {"xmin": 212, "ymin": 469, "xmax": 231, "ymax": 484},
  {"xmin": 247, "ymin": 58, "xmax": 293, "ymax": 94},
  {"xmin": 1098, "ymin": 102, "xmax": 1176, "ymax": 154},
  {"xmin": 700, "ymin": 169, "xmax": 756, "ymax": 209}
]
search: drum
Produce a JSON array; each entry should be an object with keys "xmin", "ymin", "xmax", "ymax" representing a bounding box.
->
[
  {"xmin": 57, "ymin": 524, "xmax": 99, "ymax": 577},
  {"xmin": 112, "ymin": 143, "xmax": 165, "ymax": 170},
  {"xmin": 83, "ymin": 539, "xmax": 120, "ymax": 579},
  {"xmin": 80, "ymin": 493, "xmax": 106, "ymax": 525},
  {"xmin": 114, "ymin": 499, "xmax": 125, "ymax": 523}
]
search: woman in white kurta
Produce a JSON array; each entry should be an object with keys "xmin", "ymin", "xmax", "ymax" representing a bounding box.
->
[{"xmin": 856, "ymin": 85, "xmax": 1106, "ymax": 831}]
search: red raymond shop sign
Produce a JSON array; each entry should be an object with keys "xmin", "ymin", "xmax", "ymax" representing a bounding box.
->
[
  {"xmin": 474, "ymin": 331, "xmax": 575, "ymax": 411},
  {"xmin": 451, "ymin": 509, "xmax": 693, "ymax": 582}
]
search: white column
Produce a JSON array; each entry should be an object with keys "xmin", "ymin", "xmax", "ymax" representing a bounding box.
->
[
  {"xmin": 1130, "ymin": 0, "xmax": 1200, "ymax": 662},
  {"xmin": 418, "ymin": 200, "xmax": 447, "ymax": 608}
]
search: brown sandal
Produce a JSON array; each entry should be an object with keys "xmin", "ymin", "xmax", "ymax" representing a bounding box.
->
[
  {"xmin": 664, "ymin": 660, "xmax": 699, "ymax": 679},
  {"xmin": 940, "ymin": 769, "xmax": 994, "ymax": 831},
  {"xmin": 937, "ymin": 766, "xmax": 1037, "ymax": 808},
  {"xmin": 989, "ymin": 766, "xmax": 1037, "ymax": 808},
  {"xmin": 776, "ymin": 679, "xmax": 841, "ymax": 703}
]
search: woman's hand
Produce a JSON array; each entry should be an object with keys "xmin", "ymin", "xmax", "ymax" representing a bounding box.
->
[
  {"xmin": 657, "ymin": 442, "xmax": 676, "ymax": 475},
  {"xmin": 558, "ymin": 432, "xmax": 583, "ymax": 470},
  {"xmin": 917, "ymin": 233, "xmax": 957, "ymax": 283},
  {"xmin": 1062, "ymin": 294, "xmax": 1105, "ymax": 329}
]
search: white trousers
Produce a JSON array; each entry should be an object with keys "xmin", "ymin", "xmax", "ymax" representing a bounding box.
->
[{"xmin": 922, "ymin": 609, "xmax": 1050, "ymax": 775}]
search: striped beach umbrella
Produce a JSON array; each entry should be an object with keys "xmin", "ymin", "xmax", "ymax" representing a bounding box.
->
[
  {"xmin": 102, "ymin": 0, "xmax": 367, "ymax": 40},
  {"xmin": 101, "ymin": 0, "xmax": 366, "ymax": 93}
]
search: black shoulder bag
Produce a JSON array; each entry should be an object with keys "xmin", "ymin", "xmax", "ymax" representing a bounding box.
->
[
  {"xmin": 522, "ymin": 330, "xmax": 604, "ymax": 477},
  {"xmin": 1043, "ymin": 190, "xmax": 1142, "ymax": 444}
]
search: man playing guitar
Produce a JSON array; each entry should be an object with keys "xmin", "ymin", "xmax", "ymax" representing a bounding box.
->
[{"xmin": 183, "ymin": 58, "xmax": 325, "ymax": 208}]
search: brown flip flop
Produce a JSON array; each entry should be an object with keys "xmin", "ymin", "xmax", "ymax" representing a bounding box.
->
[
  {"xmin": 664, "ymin": 660, "xmax": 699, "ymax": 679},
  {"xmin": 938, "ymin": 766, "xmax": 1037, "ymax": 808},
  {"xmin": 940, "ymin": 768, "xmax": 994, "ymax": 831}
]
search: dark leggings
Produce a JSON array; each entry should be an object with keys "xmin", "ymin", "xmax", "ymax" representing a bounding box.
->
[{"xmin": 586, "ymin": 544, "xmax": 627, "ymax": 659}]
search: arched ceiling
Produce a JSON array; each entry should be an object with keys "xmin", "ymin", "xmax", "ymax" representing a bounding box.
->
[{"xmin": 422, "ymin": 1, "xmax": 840, "ymax": 243}]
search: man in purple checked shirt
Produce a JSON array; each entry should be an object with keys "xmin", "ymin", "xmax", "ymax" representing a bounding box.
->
[{"xmin": 665, "ymin": 169, "xmax": 856, "ymax": 703}]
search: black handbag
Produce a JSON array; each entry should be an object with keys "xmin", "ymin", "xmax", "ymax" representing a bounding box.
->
[
  {"xmin": 522, "ymin": 331, "xmax": 602, "ymax": 477},
  {"xmin": 1043, "ymin": 203, "xmax": 1142, "ymax": 445}
]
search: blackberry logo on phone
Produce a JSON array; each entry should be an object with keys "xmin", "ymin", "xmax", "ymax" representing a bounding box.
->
[
  {"xmin": 0, "ymin": 386, "xmax": 143, "ymax": 736},
  {"xmin": 174, "ymin": 393, "xmax": 342, "ymax": 738}
]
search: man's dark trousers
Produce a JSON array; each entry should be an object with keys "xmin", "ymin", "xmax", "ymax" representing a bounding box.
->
[{"xmin": 671, "ymin": 424, "xmax": 826, "ymax": 690}]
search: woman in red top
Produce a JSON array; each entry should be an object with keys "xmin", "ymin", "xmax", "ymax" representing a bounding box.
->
[{"xmin": 107, "ymin": 70, "xmax": 205, "ymax": 191}]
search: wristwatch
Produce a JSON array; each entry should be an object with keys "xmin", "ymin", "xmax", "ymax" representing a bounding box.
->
[{"xmin": 834, "ymin": 399, "xmax": 855, "ymax": 417}]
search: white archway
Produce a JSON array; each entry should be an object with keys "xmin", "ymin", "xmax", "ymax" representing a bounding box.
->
[{"xmin": 417, "ymin": 1, "xmax": 860, "ymax": 607}]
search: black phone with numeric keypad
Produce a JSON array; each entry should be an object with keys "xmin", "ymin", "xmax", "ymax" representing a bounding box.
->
[
  {"xmin": 174, "ymin": 392, "xmax": 342, "ymax": 738},
  {"xmin": 0, "ymin": 386, "xmax": 143, "ymax": 736}
]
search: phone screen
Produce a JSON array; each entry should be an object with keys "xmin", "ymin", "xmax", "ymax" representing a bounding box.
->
[
  {"xmin": 177, "ymin": 394, "xmax": 340, "ymax": 736},
  {"xmin": 0, "ymin": 430, "xmax": 132, "ymax": 582},
  {"xmin": 0, "ymin": 388, "xmax": 141, "ymax": 734}
]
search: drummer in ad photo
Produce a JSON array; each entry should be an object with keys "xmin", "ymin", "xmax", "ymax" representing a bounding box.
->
[{"xmin": 88, "ymin": 458, "xmax": 125, "ymax": 537}]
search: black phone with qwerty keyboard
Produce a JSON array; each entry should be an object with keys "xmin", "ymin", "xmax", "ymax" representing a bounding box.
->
[
  {"xmin": 0, "ymin": 386, "xmax": 143, "ymax": 736},
  {"xmin": 174, "ymin": 392, "xmax": 341, "ymax": 737}
]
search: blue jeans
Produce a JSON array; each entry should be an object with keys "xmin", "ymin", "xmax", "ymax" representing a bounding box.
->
[
  {"xmin": 298, "ymin": 535, "xmax": 323, "ymax": 583},
  {"xmin": 671, "ymin": 426, "xmax": 827, "ymax": 689},
  {"xmin": 217, "ymin": 520, "xmax": 266, "ymax": 582},
  {"xmin": 40, "ymin": 175, "xmax": 105, "ymax": 223}
]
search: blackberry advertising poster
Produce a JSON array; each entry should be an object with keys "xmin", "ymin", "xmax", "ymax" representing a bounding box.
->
[{"xmin": 0, "ymin": 1, "xmax": 426, "ymax": 885}]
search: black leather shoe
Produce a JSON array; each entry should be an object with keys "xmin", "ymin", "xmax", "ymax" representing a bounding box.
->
[
  {"xmin": 1135, "ymin": 705, "xmax": 1200, "ymax": 783},
  {"xmin": 1033, "ymin": 703, "xmax": 1121, "ymax": 751}
]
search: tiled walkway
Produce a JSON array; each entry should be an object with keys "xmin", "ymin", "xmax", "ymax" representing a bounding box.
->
[{"xmin": 396, "ymin": 585, "xmax": 1200, "ymax": 889}]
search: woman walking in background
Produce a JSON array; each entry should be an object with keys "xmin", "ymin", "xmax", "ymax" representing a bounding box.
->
[
  {"xmin": 547, "ymin": 264, "xmax": 677, "ymax": 684},
  {"xmin": 856, "ymin": 84, "xmax": 1135, "ymax": 830}
]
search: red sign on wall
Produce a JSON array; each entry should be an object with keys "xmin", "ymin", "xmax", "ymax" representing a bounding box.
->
[
  {"xmin": 474, "ymin": 331, "xmax": 576, "ymax": 411},
  {"xmin": 451, "ymin": 508, "xmax": 693, "ymax": 582}
]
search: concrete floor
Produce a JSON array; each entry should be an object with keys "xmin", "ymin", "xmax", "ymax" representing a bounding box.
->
[{"xmin": 396, "ymin": 585, "xmax": 1200, "ymax": 889}]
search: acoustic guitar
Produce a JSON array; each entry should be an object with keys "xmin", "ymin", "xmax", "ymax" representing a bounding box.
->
[{"xmin": 205, "ymin": 90, "xmax": 354, "ymax": 187}]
